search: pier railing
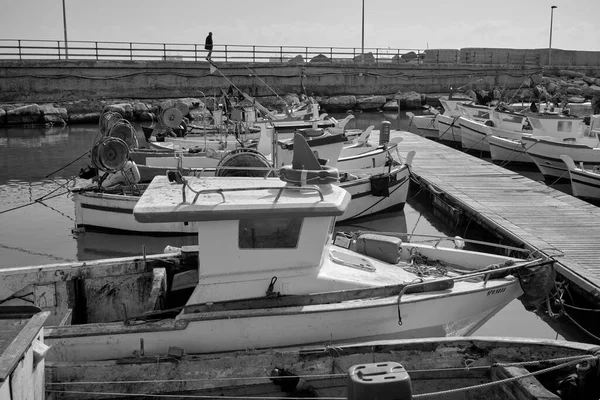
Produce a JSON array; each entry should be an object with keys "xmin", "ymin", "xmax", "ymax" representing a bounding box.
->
[
  {"xmin": 1, "ymin": 39, "xmax": 575, "ymax": 66},
  {"xmin": 0, "ymin": 39, "xmax": 426, "ymax": 64}
]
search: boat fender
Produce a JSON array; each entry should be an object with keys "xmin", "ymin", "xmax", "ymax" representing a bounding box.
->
[
  {"xmin": 484, "ymin": 120, "xmax": 494, "ymax": 127},
  {"xmin": 278, "ymin": 165, "xmax": 339, "ymax": 186}
]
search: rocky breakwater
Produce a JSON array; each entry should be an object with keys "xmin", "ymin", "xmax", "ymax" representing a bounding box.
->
[
  {"xmin": 0, "ymin": 91, "xmax": 432, "ymax": 128},
  {"xmin": 521, "ymin": 70, "xmax": 600, "ymax": 113}
]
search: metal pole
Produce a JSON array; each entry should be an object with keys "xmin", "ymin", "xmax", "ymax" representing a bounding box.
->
[
  {"xmin": 62, "ymin": 0, "xmax": 68, "ymax": 59},
  {"xmin": 548, "ymin": 5, "xmax": 557, "ymax": 66},
  {"xmin": 361, "ymin": 0, "xmax": 364, "ymax": 63}
]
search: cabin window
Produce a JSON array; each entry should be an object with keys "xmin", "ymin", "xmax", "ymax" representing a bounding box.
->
[
  {"xmin": 239, "ymin": 217, "xmax": 303, "ymax": 249},
  {"xmin": 557, "ymin": 121, "xmax": 573, "ymax": 132}
]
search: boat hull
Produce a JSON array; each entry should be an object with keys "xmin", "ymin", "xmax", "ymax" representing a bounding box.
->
[
  {"xmin": 72, "ymin": 166, "xmax": 410, "ymax": 234},
  {"xmin": 409, "ymin": 114, "xmax": 439, "ymax": 139},
  {"xmin": 458, "ymin": 117, "xmax": 491, "ymax": 152},
  {"xmin": 488, "ymin": 135, "xmax": 535, "ymax": 165},
  {"xmin": 437, "ymin": 114, "xmax": 461, "ymax": 144},
  {"xmin": 45, "ymin": 278, "xmax": 521, "ymax": 362},
  {"xmin": 521, "ymin": 136, "xmax": 600, "ymax": 180}
]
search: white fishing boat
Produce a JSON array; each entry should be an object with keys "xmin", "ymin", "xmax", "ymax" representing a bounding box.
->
[
  {"xmin": 406, "ymin": 96, "xmax": 473, "ymax": 141},
  {"xmin": 456, "ymin": 103, "xmax": 496, "ymax": 152},
  {"xmin": 8, "ymin": 135, "xmax": 553, "ymax": 363},
  {"xmin": 561, "ymin": 154, "xmax": 600, "ymax": 200},
  {"xmin": 489, "ymin": 113, "xmax": 590, "ymax": 165},
  {"xmin": 521, "ymin": 115, "xmax": 600, "ymax": 180},
  {"xmin": 72, "ymin": 135, "xmax": 414, "ymax": 234},
  {"xmin": 46, "ymin": 337, "xmax": 600, "ymax": 400}
]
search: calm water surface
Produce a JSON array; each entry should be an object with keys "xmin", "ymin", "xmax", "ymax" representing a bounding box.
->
[{"xmin": 0, "ymin": 111, "xmax": 589, "ymax": 342}]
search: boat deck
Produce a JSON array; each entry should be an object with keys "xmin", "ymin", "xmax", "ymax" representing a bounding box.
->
[{"xmin": 390, "ymin": 130, "xmax": 600, "ymax": 302}]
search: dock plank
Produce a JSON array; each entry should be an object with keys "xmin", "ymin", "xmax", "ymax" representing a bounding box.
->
[{"xmin": 392, "ymin": 131, "xmax": 600, "ymax": 299}]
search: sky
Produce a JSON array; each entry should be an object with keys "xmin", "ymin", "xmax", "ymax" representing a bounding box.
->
[{"xmin": 0, "ymin": 0, "xmax": 598, "ymax": 52}]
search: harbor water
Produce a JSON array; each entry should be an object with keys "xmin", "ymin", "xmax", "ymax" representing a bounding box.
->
[{"xmin": 0, "ymin": 110, "xmax": 589, "ymax": 343}]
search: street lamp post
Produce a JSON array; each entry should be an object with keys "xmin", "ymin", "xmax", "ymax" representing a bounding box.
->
[
  {"xmin": 62, "ymin": 0, "xmax": 68, "ymax": 59},
  {"xmin": 361, "ymin": 0, "xmax": 364, "ymax": 63},
  {"xmin": 548, "ymin": 5, "xmax": 557, "ymax": 66}
]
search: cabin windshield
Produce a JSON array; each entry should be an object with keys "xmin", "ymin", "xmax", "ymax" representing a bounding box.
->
[{"xmin": 239, "ymin": 217, "xmax": 303, "ymax": 249}]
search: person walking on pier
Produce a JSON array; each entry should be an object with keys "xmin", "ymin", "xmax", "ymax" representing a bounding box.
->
[{"xmin": 204, "ymin": 32, "xmax": 213, "ymax": 61}]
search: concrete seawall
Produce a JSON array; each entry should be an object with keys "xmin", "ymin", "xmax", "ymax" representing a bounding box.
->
[{"xmin": 0, "ymin": 60, "xmax": 570, "ymax": 103}]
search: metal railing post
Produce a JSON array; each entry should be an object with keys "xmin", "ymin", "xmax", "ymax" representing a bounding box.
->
[
  {"xmin": 305, "ymin": 47, "xmax": 308, "ymax": 61},
  {"xmin": 57, "ymin": 40, "xmax": 60, "ymax": 60},
  {"xmin": 17, "ymin": 40, "xmax": 22, "ymax": 60},
  {"xmin": 130, "ymin": 42, "xmax": 133, "ymax": 60},
  {"xmin": 376, "ymin": 48, "xmax": 378, "ymax": 64},
  {"xmin": 253, "ymin": 46, "xmax": 255, "ymax": 63},
  {"xmin": 330, "ymin": 47, "xmax": 332, "ymax": 62},
  {"xmin": 225, "ymin": 45, "xmax": 228, "ymax": 62},
  {"xmin": 163, "ymin": 43, "xmax": 166, "ymax": 60},
  {"xmin": 194, "ymin": 44, "xmax": 197, "ymax": 61},
  {"xmin": 95, "ymin": 42, "xmax": 98, "ymax": 60},
  {"xmin": 280, "ymin": 46, "xmax": 283, "ymax": 62}
]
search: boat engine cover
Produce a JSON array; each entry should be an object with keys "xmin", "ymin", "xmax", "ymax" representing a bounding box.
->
[{"xmin": 348, "ymin": 362, "xmax": 412, "ymax": 400}]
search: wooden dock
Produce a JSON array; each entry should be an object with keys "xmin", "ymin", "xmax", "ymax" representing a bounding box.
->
[{"xmin": 391, "ymin": 130, "xmax": 600, "ymax": 304}]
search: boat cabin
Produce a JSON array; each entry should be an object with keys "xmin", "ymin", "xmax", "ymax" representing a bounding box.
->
[
  {"xmin": 527, "ymin": 114, "xmax": 586, "ymax": 137},
  {"xmin": 133, "ymin": 176, "xmax": 350, "ymax": 305}
]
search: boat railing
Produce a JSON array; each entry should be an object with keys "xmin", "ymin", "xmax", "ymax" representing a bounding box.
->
[{"xmin": 183, "ymin": 184, "xmax": 325, "ymax": 205}]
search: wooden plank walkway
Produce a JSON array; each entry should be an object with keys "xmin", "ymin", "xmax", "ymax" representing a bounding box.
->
[{"xmin": 391, "ymin": 130, "xmax": 600, "ymax": 301}]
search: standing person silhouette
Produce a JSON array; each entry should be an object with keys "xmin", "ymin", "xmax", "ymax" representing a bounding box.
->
[{"xmin": 204, "ymin": 32, "xmax": 213, "ymax": 61}]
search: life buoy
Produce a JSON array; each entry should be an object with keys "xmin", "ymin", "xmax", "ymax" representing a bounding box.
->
[{"xmin": 278, "ymin": 165, "xmax": 339, "ymax": 186}]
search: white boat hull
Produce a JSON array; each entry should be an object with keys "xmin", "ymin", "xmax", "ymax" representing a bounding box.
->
[
  {"xmin": 437, "ymin": 114, "xmax": 461, "ymax": 144},
  {"xmin": 568, "ymin": 168, "xmax": 600, "ymax": 199},
  {"xmin": 521, "ymin": 136, "xmax": 600, "ymax": 180},
  {"xmin": 408, "ymin": 114, "xmax": 439, "ymax": 139},
  {"xmin": 488, "ymin": 135, "xmax": 534, "ymax": 165},
  {"xmin": 72, "ymin": 190, "xmax": 198, "ymax": 234},
  {"xmin": 458, "ymin": 117, "xmax": 491, "ymax": 152},
  {"xmin": 45, "ymin": 278, "xmax": 521, "ymax": 362}
]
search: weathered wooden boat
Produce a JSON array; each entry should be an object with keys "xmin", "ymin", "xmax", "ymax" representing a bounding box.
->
[
  {"xmin": 1, "ymin": 307, "xmax": 50, "ymax": 400},
  {"xmin": 45, "ymin": 336, "xmax": 600, "ymax": 400},
  {"xmin": 4, "ymin": 136, "xmax": 553, "ymax": 364}
]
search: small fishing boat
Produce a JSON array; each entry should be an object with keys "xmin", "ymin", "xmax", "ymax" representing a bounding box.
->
[
  {"xmin": 6, "ymin": 135, "xmax": 554, "ymax": 364},
  {"xmin": 406, "ymin": 96, "xmax": 473, "ymax": 141},
  {"xmin": 46, "ymin": 336, "xmax": 600, "ymax": 400},
  {"xmin": 521, "ymin": 115, "xmax": 600, "ymax": 180},
  {"xmin": 73, "ymin": 129, "xmax": 413, "ymax": 234}
]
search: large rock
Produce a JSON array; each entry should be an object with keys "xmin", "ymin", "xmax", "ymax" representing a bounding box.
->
[
  {"xmin": 69, "ymin": 112, "xmax": 101, "ymax": 123},
  {"xmin": 529, "ymin": 74, "xmax": 543, "ymax": 87},
  {"xmin": 310, "ymin": 54, "xmax": 330, "ymax": 63},
  {"xmin": 7, "ymin": 104, "xmax": 42, "ymax": 124},
  {"xmin": 39, "ymin": 104, "xmax": 66, "ymax": 124},
  {"xmin": 566, "ymin": 86, "xmax": 583, "ymax": 95},
  {"xmin": 139, "ymin": 111, "xmax": 156, "ymax": 122},
  {"xmin": 595, "ymin": 78, "xmax": 600, "ymax": 86},
  {"xmin": 583, "ymin": 85, "xmax": 600, "ymax": 96},
  {"xmin": 132, "ymin": 102, "xmax": 150, "ymax": 119},
  {"xmin": 0, "ymin": 108, "xmax": 6, "ymax": 125},
  {"xmin": 104, "ymin": 103, "xmax": 134, "ymax": 120},
  {"xmin": 560, "ymin": 70, "xmax": 585, "ymax": 79},
  {"xmin": 356, "ymin": 95, "xmax": 386, "ymax": 110},
  {"xmin": 546, "ymin": 81, "xmax": 559, "ymax": 94},
  {"xmin": 382, "ymin": 100, "xmax": 399, "ymax": 111},
  {"xmin": 391, "ymin": 55, "xmax": 406, "ymax": 63},
  {"xmin": 63, "ymin": 99, "xmax": 105, "ymax": 115},
  {"xmin": 321, "ymin": 95, "xmax": 357, "ymax": 112},
  {"xmin": 582, "ymin": 76, "xmax": 596, "ymax": 85},
  {"xmin": 567, "ymin": 95, "xmax": 586, "ymax": 104},
  {"xmin": 353, "ymin": 52, "xmax": 375, "ymax": 63},
  {"xmin": 288, "ymin": 55, "xmax": 304, "ymax": 63},
  {"xmin": 394, "ymin": 91, "xmax": 422, "ymax": 110}
]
